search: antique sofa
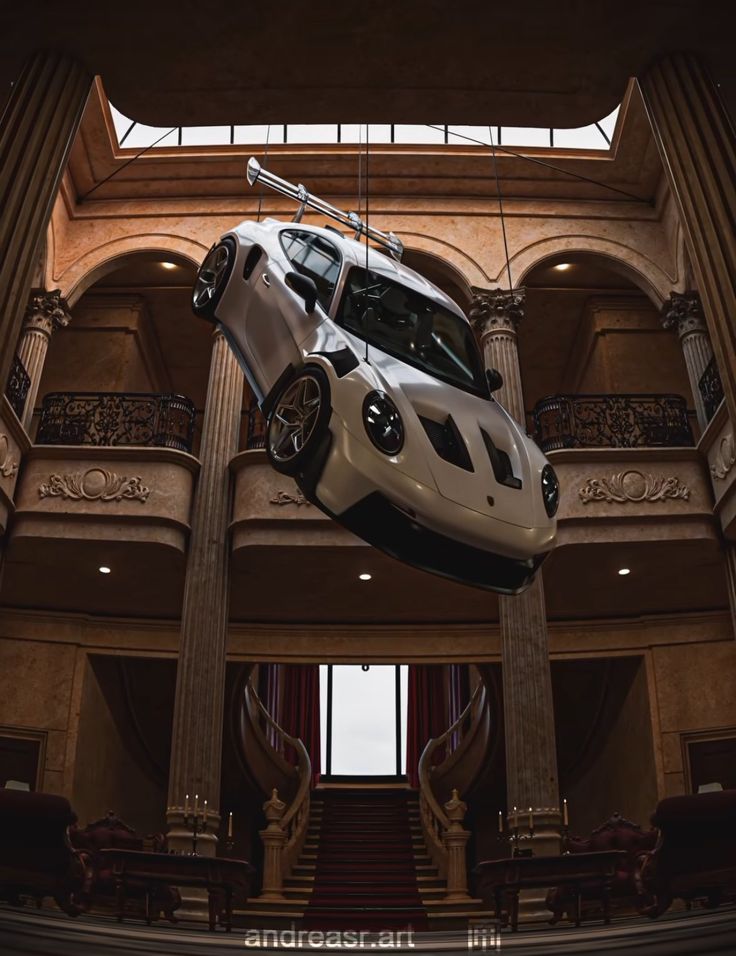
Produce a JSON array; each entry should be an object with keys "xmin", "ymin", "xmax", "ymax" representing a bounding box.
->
[
  {"xmin": 636, "ymin": 789, "xmax": 736, "ymax": 917},
  {"xmin": 70, "ymin": 811, "xmax": 181, "ymax": 922},
  {"xmin": 0, "ymin": 789, "xmax": 88, "ymax": 915},
  {"xmin": 546, "ymin": 812, "xmax": 657, "ymax": 923}
]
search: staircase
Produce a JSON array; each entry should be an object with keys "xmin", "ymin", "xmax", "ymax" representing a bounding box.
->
[
  {"xmin": 303, "ymin": 787, "xmax": 429, "ymax": 930},
  {"xmin": 242, "ymin": 783, "xmax": 488, "ymax": 931}
]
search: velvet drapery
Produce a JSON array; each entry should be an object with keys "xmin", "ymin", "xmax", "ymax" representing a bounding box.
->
[{"xmin": 258, "ymin": 663, "xmax": 321, "ymax": 786}]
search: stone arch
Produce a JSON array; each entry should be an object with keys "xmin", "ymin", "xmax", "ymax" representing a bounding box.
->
[
  {"xmin": 509, "ymin": 235, "xmax": 675, "ymax": 308},
  {"xmin": 55, "ymin": 233, "xmax": 207, "ymax": 306},
  {"xmin": 396, "ymin": 231, "xmax": 491, "ymax": 289},
  {"xmin": 401, "ymin": 246, "xmax": 475, "ymax": 311}
]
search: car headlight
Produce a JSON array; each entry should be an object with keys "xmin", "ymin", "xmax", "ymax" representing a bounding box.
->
[
  {"xmin": 362, "ymin": 391, "xmax": 404, "ymax": 455},
  {"xmin": 541, "ymin": 464, "xmax": 559, "ymax": 517}
]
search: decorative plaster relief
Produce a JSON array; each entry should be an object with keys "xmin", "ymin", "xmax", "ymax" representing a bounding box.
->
[
  {"xmin": 269, "ymin": 490, "xmax": 310, "ymax": 507},
  {"xmin": 579, "ymin": 469, "xmax": 690, "ymax": 505},
  {"xmin": 710, "ymin": 432, "xmax": 736, "ymax": 481},
  {"xmin": 39, "ymin": 468, "xmax": 150, "ymax": 503},
  {"xmin": 0, "ymin": 433, "xmax": 18, "ymax": 480}
]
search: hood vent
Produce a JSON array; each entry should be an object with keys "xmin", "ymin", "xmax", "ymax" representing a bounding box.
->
[
  {"xmin": 419, "ymin": 415, "xmax": 474, "ymax": 472},
  {"xmin": 481, "ymin": 428, "xmax": 522, "ymax": 489}
]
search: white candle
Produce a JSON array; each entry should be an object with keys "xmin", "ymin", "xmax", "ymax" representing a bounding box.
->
[
  {"xmin": 228, "ymin": 811, "xmax": 233, "ymax": 838},
  {"xmin": 498, "ymin": 810, "xmax": 503, "ymax": 833},
  {"xmin": 184, "ymin": 793, "xmax": 190, "ymax": 815},
  {"xmin": 563, "ymin": 798, "xmax": 568, "ymax": 826},
  {"xmin": 528, "ymin": 807, "xmax": 533, "ymax": 831},
  {"xmin": 194, "ymin": 793, "xmax": 199, "ymax": 815},
  {"xmin": 203, "ymin": 798, "xmax": 208, "ymax": 822}
]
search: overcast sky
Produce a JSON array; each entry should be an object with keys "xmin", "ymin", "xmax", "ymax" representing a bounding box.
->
[{"xmin": 320, "ymin": 665, "xmax": 408, "ymax": 775}]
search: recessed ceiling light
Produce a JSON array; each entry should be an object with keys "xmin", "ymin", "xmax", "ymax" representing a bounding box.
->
[
  {"xmin": 358, "ymin": 573, "xmax": 372, "ymax": 581},
  {"xmin": 98, "ymin": 566, "xmax": 111, "ymax": 574},
  {"xmin": 161, "ymin": 262, "xmax": 177, "ymax": 270},
  {"xmin": 618, "ymin": 567, "xmax": 631, "ymax": 576},
  {"xmin": 554, "ymin": 263, "xmax": 572, "ymax": 271}
]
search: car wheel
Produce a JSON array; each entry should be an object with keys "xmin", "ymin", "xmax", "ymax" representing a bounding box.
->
[
  {"xmin": 266, "ymin": 367, "xmax": 331, "ymax": 476},
  {"xmin": 192, "ymin": 238, "xmax": 236, "ymax": 320}
]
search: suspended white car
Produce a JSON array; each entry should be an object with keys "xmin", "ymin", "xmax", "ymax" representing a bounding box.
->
[{"xmin": 192, "ymin": 159, "xmax": 557, "ymax": 593}]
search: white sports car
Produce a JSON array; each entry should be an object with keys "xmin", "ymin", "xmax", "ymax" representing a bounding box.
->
[{"xmin": 192, "ymin": 160, "xmax": 557, "ymax": 593}]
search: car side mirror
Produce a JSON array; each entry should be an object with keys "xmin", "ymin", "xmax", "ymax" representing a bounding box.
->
[
  {"xmin": 486, "ymin": 368, "xmax": 504, "ymax": 394},
  {"xmin": 285, "ymin": 271, "xmax": 318, "ymax": 314}
]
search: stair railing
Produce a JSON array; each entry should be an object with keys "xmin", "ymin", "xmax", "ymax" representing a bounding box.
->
[
  {"xmin": 246, "ymin": 680, "xmax": 312, "ymax": 900},
  {"xmin": 418, "ymin": 681, "xmax": 487, "ymax": 901}
]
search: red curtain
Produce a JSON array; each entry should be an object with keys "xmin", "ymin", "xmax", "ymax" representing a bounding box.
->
[
  {"xmin": 260, "ymin": 664, "xmax": 321, "ymax": 787},
  {"xmin": 406, "ymin": 665, "xmax": 448, "ymax": 787}
]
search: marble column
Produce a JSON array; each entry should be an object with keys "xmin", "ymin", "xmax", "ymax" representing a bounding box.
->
[
  {"xmin": 660, "ymin": 290, "xmax": 715, "ymax": 430},
  {"xmin": 166, "ymin": 329, "xmax": 244, "ymax": 858},
  {"xmin": 639, "ymin": 54, "xmax": 736, "ymax": 425},
  {"xmin": 470, "ymin": 288, "xmax": 561, "ymax": 859},
  {"xmin": 0, "ymin": 53, "xmax": 90, "ymax": 392},
  {"xmin": 16, "ymin": 289, "xmax": 71, "ymax": 430}
]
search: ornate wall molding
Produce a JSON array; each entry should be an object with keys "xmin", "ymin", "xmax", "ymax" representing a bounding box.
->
[
  {"xmin": 0, "ymin": 433, "xmax": 18, "ymax": 480},
  {"xmin": 269, "ymin": 490, "xmax": 310, "ymax": 507},
  {"xmin": 579, "ymin": 469, "xmax": 690, "ymax": 504},
  {"xmin": 710, "ymin": 432, "xmax": 736, "ymax": 481},
  {"xmin": 39, "ymin": 468, "xmax": 150, "ymax": 502}
]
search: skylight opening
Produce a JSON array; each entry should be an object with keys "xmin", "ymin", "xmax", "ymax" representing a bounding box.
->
[{"xmin": 108, "ymin": 104, "xmax": 620, "ymax": 154}]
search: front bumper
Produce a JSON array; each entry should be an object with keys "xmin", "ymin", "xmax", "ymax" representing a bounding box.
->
[{"xmin": 336, "ymin": 491, "xmax": 547, "ymax": 594}]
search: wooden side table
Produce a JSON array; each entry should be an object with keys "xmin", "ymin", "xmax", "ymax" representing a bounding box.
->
[
  {"xmin": 475, "ymin": 851, "xmax": 626, "ymax": 931},
  {"xmin": 99, "ymin": 849, "xmax": 254, "ymax": 932}
]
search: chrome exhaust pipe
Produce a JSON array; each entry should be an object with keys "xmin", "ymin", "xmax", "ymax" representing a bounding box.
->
[{"xmin": 246, "ymin": 157, "xmax": 403, "ymax": 261}]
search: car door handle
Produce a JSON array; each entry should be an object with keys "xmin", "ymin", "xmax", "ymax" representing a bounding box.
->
[{"xmin": 261, "ymin": 273, "xmax": 270, "ymax": 288}]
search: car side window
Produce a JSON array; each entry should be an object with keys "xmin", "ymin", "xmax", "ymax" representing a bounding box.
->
[{"xmin": 280, "ymin": 230, "xmax": 341, "ymax": 311}]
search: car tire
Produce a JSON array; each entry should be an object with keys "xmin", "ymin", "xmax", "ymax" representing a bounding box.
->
[
  {"xmin": 266, "ymin": 366, "xmax": 332, "ymax": 476},
  {"xmin": 192, "ymin": 237, "xmax": 236, "ymax": 321}
]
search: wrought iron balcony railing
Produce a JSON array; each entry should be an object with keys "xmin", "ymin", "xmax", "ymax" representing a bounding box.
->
[
  {"xmin": 36, "ymin": 392, "xmax": 197, "ymax": 454},
  {"xmin": 246, "ymin": 404, "xmax": 266, "ymax": 450},
  {"xmin": 6, "ymin": 355, "xmax": 31, "ymax": 421},
  {"xmin": 698, "ymin": 355, "xmax": 724, "ymax": 424},
  {"xmin": 532, "ymin": 394, "xmax": 694, "ymax": 454}
]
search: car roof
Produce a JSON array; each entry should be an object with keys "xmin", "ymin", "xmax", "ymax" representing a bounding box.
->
[{"xmin": 259, "ymin": 218, "xmax": 468, "ymax": 322}]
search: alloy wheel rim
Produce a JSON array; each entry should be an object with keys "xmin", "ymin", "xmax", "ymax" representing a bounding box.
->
[
  {"xmin": 269, "ymin": 376, "xmax": 323, "ymax": 462},
  {"xmin": 193, "ymin": 244, "xmax": 231, "ymax": 310}
]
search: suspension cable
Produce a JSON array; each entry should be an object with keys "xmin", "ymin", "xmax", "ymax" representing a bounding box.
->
[
  {"xmin": 256, "ymin": 124, "xmax": 271, "ymax": 223},
  {"xmin": 489, "ymin": 126, "xmax": 514, "ymax": 293},
  {"xmin": 79, "ymin": 127, "xmax": 178, "ymax": 201},
  {"xmin": 425, "ymin": 124, "xmax": 647, "ymax": 204}
]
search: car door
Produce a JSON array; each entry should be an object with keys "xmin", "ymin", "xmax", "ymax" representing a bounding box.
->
[{"xmin": 244, "ymin": 229, "xmax": 342, "ymax": 388}]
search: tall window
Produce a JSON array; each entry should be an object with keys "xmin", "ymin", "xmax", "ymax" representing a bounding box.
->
[{"xmin": 320, "ymin": 665, "xmax": 408, "ymax": 776}]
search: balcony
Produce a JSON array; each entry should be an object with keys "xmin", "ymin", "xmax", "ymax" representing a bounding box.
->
[
  {"xmin": 36, "ymin": 392, "xmax": 196, "ymax": 454},
  {"xmin": 0, "ymin": 395, "xmax": 31, "ymax": 535},
  {"xmin": 532, "ymin": 394, "xmax": 694, "ymax": 454},
  {"xmin": 5, "ymin": 391, "xmax": 200, "ymax": 615},
  {"xmin": 531, "ymin": 395, "xmax": 713, "ymax": 549},
  {"xmin": 5, "ymin": 355, "xmax": 30, "ymax": 422},
  {"xmin": 698, "ymin": 356, "xmax": 725, "ymax": 424}
]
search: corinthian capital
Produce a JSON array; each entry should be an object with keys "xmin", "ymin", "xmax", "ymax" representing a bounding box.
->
[
  {"xmin": 23, "ymin": 288, "xmax": 71, "ymax": 337},
  {"xmin": 469, "ymin": 287, "xmax": 525, "ymax": 336},
  {"xmin": 661, "ymin": 290, "xmax": 707, "ymax": 338}
]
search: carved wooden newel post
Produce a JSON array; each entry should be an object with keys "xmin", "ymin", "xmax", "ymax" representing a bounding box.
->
[
  {"xmin": 259, "ymin": 789, "xmax": 287, "ymax": 901},
  {"xmin": 442, "ymin": 789, "xmax": 471, "ymax": 901}
]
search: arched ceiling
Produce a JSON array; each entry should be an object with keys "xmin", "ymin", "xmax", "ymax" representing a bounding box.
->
[{"xmin": 2, "ymin": 2, "xmax": 733, "ymax": 128}]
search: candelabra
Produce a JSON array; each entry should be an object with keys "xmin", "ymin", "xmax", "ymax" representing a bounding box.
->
[
  {"xmin": 499, "ymin": 807, "xmax": 535, "ymax": 857},
  {"xmin": 182, "ymin": 793, "xmax": 208, "ymax": 855}
]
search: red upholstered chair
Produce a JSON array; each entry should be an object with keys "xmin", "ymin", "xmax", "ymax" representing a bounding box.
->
[
  {"xmin": 70, "ymin": 811, "xmax": 180, "ymax": 922},
  {"xmin": 546, "ymin": 812, "xmax": 657, "ymax": 924},
  {"xmin": 636, "ymin": 790, "xmax": 736, "ymax": 917},
  {"xmin": 0, "ymin": 789, "xmax": 89, "ymax": 915}
]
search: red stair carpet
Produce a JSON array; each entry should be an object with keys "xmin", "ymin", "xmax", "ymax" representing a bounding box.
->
[{"xmin": 303, "ymin": 788, "xmax": 429, "ymax": 932}]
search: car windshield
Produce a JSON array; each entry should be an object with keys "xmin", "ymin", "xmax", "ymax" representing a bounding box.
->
[{"xmin": 337, "ymin": 267, "xmax": 488, "ymax": 396}]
